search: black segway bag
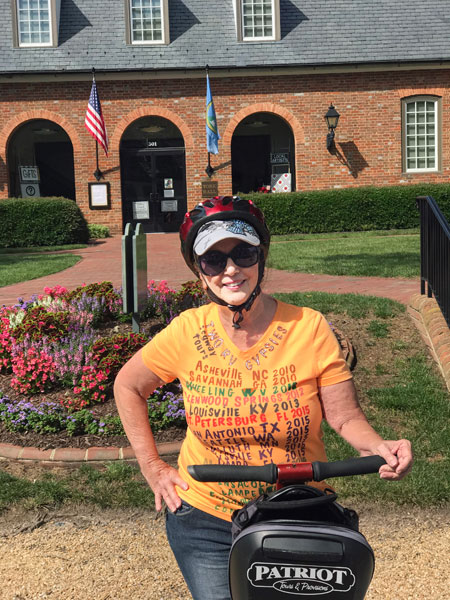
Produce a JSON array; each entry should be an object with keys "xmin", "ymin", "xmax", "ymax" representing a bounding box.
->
[{"xmin": 229, "ymin": 485, "xmax": 374, "ymax": 600}]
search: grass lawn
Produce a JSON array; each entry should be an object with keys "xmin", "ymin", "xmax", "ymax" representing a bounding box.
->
[
  {"xmin": 0, "ymin": 462, "xmax": 153, "ymax": 512},
  {"xmin": 0, "ymin": 244, "xmax": 86, "ymax": 254},
  {"xmin": 269, "ymin": 229, "xmax": 420, "ymax": 278},
  {"xmin": 1, "ymin": 291, "xmax": 448, "ymax": 511},
  {"xmin": 0, "ymin": 253, "xmax": 82, "ymax": 287}
]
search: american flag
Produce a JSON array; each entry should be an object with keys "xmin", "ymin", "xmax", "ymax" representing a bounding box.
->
[{"xmin": 85, "ymin": 77, "xmax": 108, "ymax": 156}]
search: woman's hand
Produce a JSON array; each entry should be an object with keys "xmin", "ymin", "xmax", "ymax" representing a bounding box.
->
[
  {"xmin": 319, "ymin": 380, "xmax": 413, "ymax": 481},
  {"xmin": 367, "ymin": 439, "xmax": 413, "ymax": 481},
  {"xmin": 142, "ymin": 457, "xmax": 189, "ymax": 513}
]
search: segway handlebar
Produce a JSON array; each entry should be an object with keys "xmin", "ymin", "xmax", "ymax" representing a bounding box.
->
[
  {"xmin": 188, "ymin": 463, "xmax": 279, "ymax": 484},
  {"xmin": 187, "ymin": 455, "xmax": 386, "ymax": 485},
  {"xmin": 311, "ymin": 455, "xmax": 386, "ymax": 481}
]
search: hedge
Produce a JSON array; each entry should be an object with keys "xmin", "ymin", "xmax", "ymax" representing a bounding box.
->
[
  {"xmin": 0, "ymin": 197, "xmax": 90, "ymax": 248},
  {"xmin": 243, "ymin": 184, "xmax": 450, "ymax": 235}
]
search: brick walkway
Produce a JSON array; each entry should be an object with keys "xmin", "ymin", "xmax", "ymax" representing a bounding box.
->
[
  {"xmin": 2, "ymin": 234, "xmax": 448, "ymax": 466},
  {"xmin": 1, "ymin": 233, "xmax": 419, "ymax": 306}
]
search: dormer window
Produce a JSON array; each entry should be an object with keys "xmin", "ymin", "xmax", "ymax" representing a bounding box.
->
[
  {"xmin": 125, "ymin": 0, "xmax": 170, "ymax": 45},
  {"xmin": 14, "ymin": 0, "xmax": 61, "ymax": 47},
  {"xmin": 234, "ymin": 0, "xmax": 280, "ymax": 42}
]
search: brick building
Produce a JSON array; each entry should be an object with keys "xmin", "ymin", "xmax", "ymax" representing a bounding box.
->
[{"xmin": 1, "ymin": 1, "xmax": 450, "ymax": 234}]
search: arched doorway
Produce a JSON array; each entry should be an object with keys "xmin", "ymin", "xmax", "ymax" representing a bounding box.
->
[
  {"xmin": 120, "ymin": 116, "xmax": 187, "ymax": 233},
  {"xmin": 231, "ymin": 112, "xmax": 295, "ymax": 194},
  {"xmin": 7, "ymin": 119, "xmax": 75, "ymax": 200}
]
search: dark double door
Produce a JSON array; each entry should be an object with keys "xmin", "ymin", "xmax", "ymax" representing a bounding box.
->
[
  {"xmin": 35, "ymin": 142, "xmax": 76, "ymax": 200},
  {"xmin": 121, "ymin": 148, "xmax": 187, "ymax": 233},
  {"xmin": 231, "ymin": 135, "xmax": 271, "ymax": 194}
]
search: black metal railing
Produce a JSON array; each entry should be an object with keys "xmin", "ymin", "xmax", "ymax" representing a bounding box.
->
[{"xmin": 416, "ymin": 195, "xmax": 450, "ymax": 328}]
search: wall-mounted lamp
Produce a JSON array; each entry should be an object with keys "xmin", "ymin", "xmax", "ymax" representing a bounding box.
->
[{"xmin": 324, "ymin": 104, "xmax": 340, "ymax": 151}]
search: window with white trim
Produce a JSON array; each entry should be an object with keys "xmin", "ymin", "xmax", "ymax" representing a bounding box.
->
[
  {"xmin": 234, "ymin": 0, "xmax": 280, "ymax": 42},
  {"xmin": 128, "ymin": 0, "xmax": 169, "ymax": 45},
  {"xmin": 403, "ymin": 97, "xmax": 440, "ymax": 172},
  {"xmin": 243, "ymin": 0, "xmax": 274, "ymax": 39},
  {"xmin": 16, "ymin": 0, "xmax": 52, "ymax": 47}
]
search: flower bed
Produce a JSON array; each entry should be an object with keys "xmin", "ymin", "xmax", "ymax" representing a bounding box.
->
[{"xmin": 0, "ymin": 280, "xmax": 208, "ymax": 444}]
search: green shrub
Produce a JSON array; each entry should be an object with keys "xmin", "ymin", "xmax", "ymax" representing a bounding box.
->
[
  {"xmin": 244, "ymin": 183, "xmax": 450, "ymax": 234},
  {"xmin": 88, "ymin": 223, "xmax": 110, "ymax": 239},
  {"xmin": 0, "ymin": 197, "xmax": 89, "ymax": 248}
]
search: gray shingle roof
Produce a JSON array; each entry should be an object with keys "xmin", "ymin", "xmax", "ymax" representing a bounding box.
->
[{"xmin": 2, "ymin": 0, "xmax": 450, "ymax": 74}]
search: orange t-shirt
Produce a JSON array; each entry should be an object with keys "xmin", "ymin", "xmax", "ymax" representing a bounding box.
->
[{"xmin": 141, "ymin": 300, "xmax": 352, "ymax": 521}]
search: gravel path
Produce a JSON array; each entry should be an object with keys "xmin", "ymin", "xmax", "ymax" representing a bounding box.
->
[{"xmin": 0, "ymin": 504, "xmax": 448, "ymax": 599}]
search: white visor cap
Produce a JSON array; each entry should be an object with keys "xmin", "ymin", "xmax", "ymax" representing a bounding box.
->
[{"xmin": 193, "ymin": 219, "xmax": 260, "ymax": 256}]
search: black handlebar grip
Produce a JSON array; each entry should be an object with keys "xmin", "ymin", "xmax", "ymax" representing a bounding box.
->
[
  {"xmin": 312, "ymin": 455, "xmax": 387, "ymax": 482},
  {"xmin": 187, "ymin": 464, "xmax": 278, "ymax": 483}
]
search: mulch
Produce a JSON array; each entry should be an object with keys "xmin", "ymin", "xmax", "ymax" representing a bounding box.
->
[{"xmin": 0, "ymin": 420, "xmax": 186, "ymax": 450}]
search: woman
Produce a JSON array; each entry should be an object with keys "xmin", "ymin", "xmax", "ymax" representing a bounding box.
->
[{"xmin": 114, "ymin": 196, "xmax": 413, "ymax": 600}]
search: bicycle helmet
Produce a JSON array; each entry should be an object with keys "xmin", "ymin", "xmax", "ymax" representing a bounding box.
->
[
  {"xmin": 179, "ymin": 196, "xmax": 271, "ymax": 328},
  {"xmin": 180, "ymin": 196, "xmax": 270, "ymax": 273}
]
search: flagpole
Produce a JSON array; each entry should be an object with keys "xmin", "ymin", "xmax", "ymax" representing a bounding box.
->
[
  {"xmin": 94, "ymin": 140, "xmax": 102, "ymax": 181},
  {"xmin": 205, "ymin": 65, "xmax": 215, "ymax": 178},
  {"xmin": 92, "ymin": 67, "xmax": 103, "ymax": 181},
  {"xmin": 206, "ymin": 151, "xmax": 213, "ymax": 178}
]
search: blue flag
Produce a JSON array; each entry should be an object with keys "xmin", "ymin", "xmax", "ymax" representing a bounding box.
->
[{"xmin": 206, "ymin": 74, "xmax": 220, "ymax": 155}]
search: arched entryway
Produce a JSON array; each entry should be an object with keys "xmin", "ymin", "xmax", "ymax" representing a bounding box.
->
[
  {"xmin": 120, "ymin": 116, "xmax": 187, "ymax": 233},
  {"xmin": 231, "ymin": 112, "xmax": 295, "ymax": 194},
  {"xmin": 7, "ymin": 119, "xmax": 75, "ymax": 200}
]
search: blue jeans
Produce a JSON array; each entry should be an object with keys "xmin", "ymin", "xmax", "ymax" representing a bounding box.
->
[{"xmin": 166, "ymin": 500, "xmax": 232, "ymax": 600}]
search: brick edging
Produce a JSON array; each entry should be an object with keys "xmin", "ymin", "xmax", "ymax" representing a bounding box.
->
[
  {"xmin": 408, "ymin": 293, "xmax": 450, "ymax": 391},
  {"xmin": 0, "ymin": 440, "xmax": 182, "ymax": 467}
]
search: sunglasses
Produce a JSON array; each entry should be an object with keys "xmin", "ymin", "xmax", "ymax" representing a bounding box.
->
[{"xmin": 196, "ymin": 243, "xmax": 260, "ymax": 276}]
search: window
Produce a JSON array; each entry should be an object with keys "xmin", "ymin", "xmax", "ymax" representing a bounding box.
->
[
  {"xmin": 234, "ymin": 0, "xmax": 280, "ymax": 42},
  {"xmin": 403, "ymin": 97, "xmax": 440, "ymax": 172},
  {"xmin": 127, "ymin": 0, "xmax": 169, "ymax": 45},
  {"xmin": 16, "ymin": 0, "xmax": 52, "ymax": 47},
  {"xmin": 243, "ymin": 0, "xmax": 273, "ymax": 39}
]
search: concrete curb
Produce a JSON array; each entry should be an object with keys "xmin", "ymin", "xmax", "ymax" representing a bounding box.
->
[
  {"xmin": 0, "ymin": 440, "xmax": 182, "ymax": 468},
  {"xmin": 408, "ymin": 293, "xmax": 450, "ymax": 391}
]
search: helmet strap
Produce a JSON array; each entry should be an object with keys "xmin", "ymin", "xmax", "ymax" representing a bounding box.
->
[
  {"xmin": 232, "ymin": 311, "xmax": 244, "ymax": 329},
  {"xmin": 201, "ymin": 260, "xmax": 265, "ymax": 329},
  {"xmin": 230, "ymin": 285, "xmax": 261, "ymax": 329}
]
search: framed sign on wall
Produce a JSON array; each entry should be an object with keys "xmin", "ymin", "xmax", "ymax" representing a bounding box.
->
[{"xmin": 89, "ymin": 182, "xmax": 111, "ymax": 209}]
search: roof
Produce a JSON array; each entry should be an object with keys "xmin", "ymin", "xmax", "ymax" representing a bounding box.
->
[{"xmin": 1, "ymin": 0, "xmax": 450, "ymax": 75}]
